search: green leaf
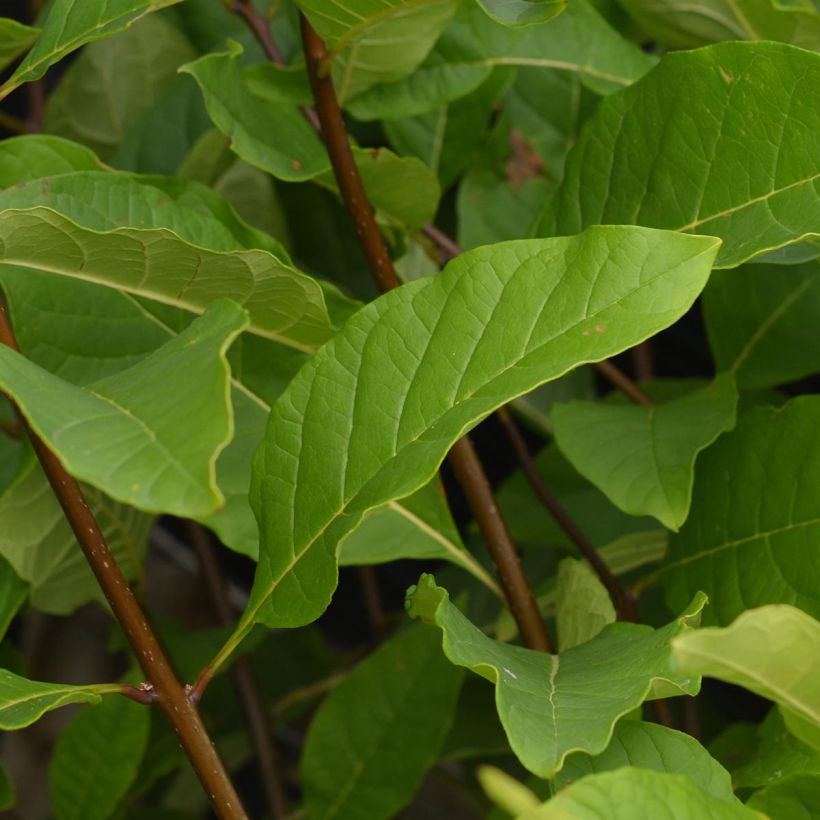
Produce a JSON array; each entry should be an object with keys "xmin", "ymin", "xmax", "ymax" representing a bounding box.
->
[
  {"xmin": 673, "ymin": 606, "xmax": 820, "ymax": 751},
  {"xmin": 0, "ymin": 300, "xmax": 246, "ymax": 517},
  {"xmin": 0, "ymin": 18, "xmax": 39, "ymax": 73},
  {"xmin": 297, "ymin": 0, "xmax": 460, "ymax": 101},
  {"xmin": 301, "ymin": 624, "xmax": 463, "ymax": 820},
  {"xmin": 518, "ymin": 768, "xmax": 762, "ymax": 819},
  {"xmin": 663, "ymin": 396, "xmax": 820, "ymax": 624},
  {"xmin": 747, "ymin": 773, "xmax": 820, "ymax": 819},
  {"xmin": 0, "ymin": 205, "xmax": 331, "ymax": 351},
  {"xmin": 50, "ymin": 695, "xmax": 150, "ymax": 820},
  {"xmin": 0, "ymin": 762, "xmax": 14, "ymax": 811},
  {"xmin": 618, "ymin": 0, "xmax": 820, "ymax": 51},
  {"xmin": 0, "ymin": 136, "xmax": 105, "ymax": 187},
  {"xmin": 0, "ymin": 455, "xmax": 152, "ymax": 614},
  {"xmin": 552, "ymin": 42, "xmax": 820, "ymax": 268},
  {"xmin": 552, "ymin": 376, "xmax": 738, "ymax": 530},
  {"xmin": 238, "ymin": 227, "xmax": 718, "ymax": 635},
  {"xmin": 475, "ymin": 0, "xmax": 566, "ymax": 26},
  {"xmin": 0, "ymin": 555, "xmax": 27, "ymax": 641},
  {"xmin": 406, "ymin": 575, "xmax": 705, "ymax": 778},
  {"xmin": 43, "ymin": 14, "xmax": 197, "ymax": 161},
  {"xmin": 0, "ymin": 0, "xmax": 182, "ymax": 101},
  {"xmin": 734, "ymin": 709, "xmax": 820, "ymax": 789},
  {"xmin": 556, "ymin": 720, "xmax": 736, "ymax": 801},
  {"xmin": 555, "ymin": 557, "xmax": 615, "ymax": 651},
  {"xmin": 0, "ymin": 669, "xmax": 121, "ymax": 730},
  {"xmin": 703, "ymin": 262, "xmax": 820, "ymax": 389}
]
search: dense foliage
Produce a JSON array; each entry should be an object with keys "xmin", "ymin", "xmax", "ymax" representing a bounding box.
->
[{"xmin": 0, "ymin": 0, "xmax": 819, "ymax": 818}]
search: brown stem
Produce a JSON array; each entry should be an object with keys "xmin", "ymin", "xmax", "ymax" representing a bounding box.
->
[
  {"xmin": 594, "ymin": 360, "xmax": 653, "ymax": 406},
  {"xmin": 357, "ymin": 566, "xmax": 386, "ymax": 640},
  {"xmin": 496, "ymin": 407, "xmax": 635, "ymax": 621},
  {"xmin": 0, "ymin": 305, "xmax": 247, "ymax": 820},
  {"xmin": 188, "ymin": 523, "xmax": 289, "ymax": 819},
  {"xmin": 422, "ymin": 223, "xmax": 461, "ymax": 264},
  {"xmin": 300, "ymin": 16, "xmax": 551, "ymax": 652},
  {"xmin": 631, "ymin": 341, "xmax": 654, "ymax": 382},
  {"xmin": 0, "ymin": 417, "xmax": 21, "ymax": 438}
]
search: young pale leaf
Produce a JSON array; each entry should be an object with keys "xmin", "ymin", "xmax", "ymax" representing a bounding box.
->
[
  {"xmin": 747, "ymin": 773, "xmax": 820, "ymax": 819},
  {"xmin": 406, "ymin": 575, "xmax": 705, "ymax": 778},
  {"xmin": 552, "ymin": 42, "xmax": 820, "ymax": 268},
  {"xmin": 556, "ymin": 720, "xmax": 736, "ymax": 802},
  {"xmin": 49, "ymin": 696, "xmax": 150, "ymax": 820},
  {"xmin": 673, "ymin": 606, "xmax": 820, "ymax": 751},
  {"xmin": 477, "ymin": 766, "xmax": 540, "ymax": 815},
  {"xmin": 0, "ymin": 556, "xmax": 26, "ymax": 641},
  {"xmin": 239, "ymin": 226, "xmax": 718, "ymax": 635},
  {"xmin": 618, "ymin": 0, "xmax": 820, "ymax": 51},
  {"xmin": 0, "ymin": 456, "xmax": 152, "ymax": 615},
  {"xmin": 663, "ymin": 396, "xmax": 820, "ymax": 624},
  {"xmin": 44, "ymin": 14, "xmax": 197, "ymax": 161},
  {"xmin": 474, "ymin": 0, "xmax": 566, "ymax": 27},
  {"xmin": 0, "ymin": 0, "xmax": 182, "ymax": 101},
  {"xmin": 703, "ymin": 262, "xmax": 820, "ymax": 389},
  {"xmin": 0, "ymin": 669, "xmax": 121, "ymax": 730},
  {"xmin": 301, "ymin": 624, "xmax": 463, "ymax": 820},
  {"xmin": 0, "ymin": 136, "xmax": 105, "ymax": 187},
  {"xmin": 0, "ymin": 207, "xmax": 331, "ymax": 350},
  {"xmin": 297, "ymin": 0, "xmax": 459, "ymax": 101},
  {"xmin": 552, "ymin": 376, "xmax": 738, "ymax": 530},
  {"xmin": 0, "ymin": 300, "xmax": 246, "ymax": 518},
  {"xmin": 518, "ymin": 768, "xmax": 763, "ymax": 819},
  {"xmin": 555, "ymin": 558, "xmax": 615, "ymax": 651},
  {"xmin": 0, "ymin": 18, "xmax": 39, "ymax": 73}
]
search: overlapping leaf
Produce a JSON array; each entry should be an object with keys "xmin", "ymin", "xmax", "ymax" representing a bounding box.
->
[
  {"xmin": 0, "ymin": 18, "xmax": 39, "ymax": 72},
  {"xmin": 407, "ymin": 575, "xmax": 705, "ymax": 777},
  {"xmin": 0, "ymin": 300, "xmax": 246, "ymax": 517},
  {"xmin": 552, "ymin": 42, "xmax": 820, "ymax": 268},
  {"xmin": 747, "ymin": 773, "xmax": 820, "ymax": 819},
  {"xmin": 0, "ymin": 136, "xmax": 105, "ymax": 187},
  {"xmin": 552, "ymin": 376, "xmax": 738, "ymax": 530},
  {"xmin": 663, "ymin": 396, "xmax": 820, "ymax": 624},
  {"xmin": 0, "ymin": 556, "xmax": 26, "ymax": 641},
  {"xmin": 476, "ymin": 0, "xmax": 566, "ymax": 26},
  {"xmin": 0, "ymin": 0, "xmax": 182, "ymax": 101},
  {"xmin": 673, "ymin": 606, "xmax": 820, "ymax": 750},
  {"xmin": 0, "ymin": 669, "xmax": 121, "ymax": 730},
  {"xmin": 236, "ymin": 227, "xmax": 718, "ymax": 638},
  {"xmin": 301, "ymin": 625, "xmax": 463, "ymax": 820},
  {"xmin": 703, "ymin": 262, "xmax": 820, "ymax": 389},
  {"xmin": 555, "ymin": 558, "xmax": 615, "ymax": 651}
]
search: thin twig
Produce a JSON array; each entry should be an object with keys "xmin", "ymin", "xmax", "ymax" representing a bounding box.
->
[
  {"xmin": 631, "ymin": 341, "xmax": 654, "ymax": 382},
  {"xmin": 357, "ymin": 566, "xmax": 386, "ymax": 640},
  {"xmin": 0, "ymin": 304, "xmax": 247, "ymax": 820},
  {"xmin": 594, "ymin": 359, "xmax": 654, "ymax": 406},
  {"xmin": 422, "ymin": 223, "xmax": 461, "ymax": 264},
  {"xmin": 300, "ymin": 16, "xmax": 551, "ymax": 653},
  {"xmin": 496, "ymin": 407, "xmax": 635, "ymax": 621},
  {"xmin": 188, "ymin": 522, "xmax": 289, "ymax": 819}
]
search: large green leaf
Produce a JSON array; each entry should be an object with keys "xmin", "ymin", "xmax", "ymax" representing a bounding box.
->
[
  {"xmin": 0, "ymin": 206, "xmax": 331, "ymax": 350},
  {"xmin": 662, "ymin": 396, "xmax": 820, "ymax": 624},
  {"xmin": 555, "ymin": 557, "xmax": 615, "ymax": 651},
  {"xmin": 44, "ymin": 14, "xmax": 197, "ymax": 161},
  {"xmin": 0, "ymin": 455, "xmax": 152, "ymax": 614},
  {"xmin": 518, "ymin": 768, "xmax": 762, "ymax": 819},
  {"xmin": 552, "ymin": 376, "xmax": 738, "ymax": 530},
  {"xmin": 182, "ymin": 46, "xmax": 441, "ymax": 228},
  {"xmin": 297, "ymin": 0, "xmax": 460, "ymax": 101},
  {"xmin": 406, "ymin": 575, "xmax": 705, "ymax": 778},
  {"xmin": 0, "ymin": 555, "xmax": 26, "ymax": 641},
  {"xmin": 703, "ymin": 262, "xmax": 820, "ymax": 389},
  {"xmin": 234, "ymin": 227, "xmax": 718, "ymax": 639},
  {"xmin": 618, "ymin": 0, "xmax": 820, "ymax": 51},
  {"xmin": 0, "ymin": 0, "xmax": 182, "ymax": 101},
  {"xmin": 0, "ymin": 300, "xmax": 246, "ymax": 517},
  {"xmin": 673, "ymin": 606, "xmax": 820, "ymax": 751},
  {"xmin": 475, "ymin": 0, "xmax": 566, "ymax": 26},
  {"xmin": 747, "ymin": 773, "xmax": 820, "ymax": 819},
  {"xmin": 0, "ymin": 136, "xmax": 105, "ymax": 187},
  {"xmin": 49, "ymin": 696, "xmax": 150, "ymax": 820},
  {"xmin": 555, "ymin": 720, "xmax": 736, "ymax": 802},
  {"xmin": 552, "ymin": 42, "xmax": 820, "ymax": 268},
  {"xmin": 0, "ymin": 18, "xmax": 39, "ymax": 73},
  {"xmin": 301, "ymin": 624, "xmax": 463, "ymax": 820},
  {"xmin": 0, "ymin": 669, "xmax": 121, "ymax": 730}
]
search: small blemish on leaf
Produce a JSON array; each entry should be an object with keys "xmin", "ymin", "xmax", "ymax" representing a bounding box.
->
[
  {"xmin": 719, "ymin": 67, "xmax": 734, "ymax": 84},
  {"xmin": 595, "ymin": 324, "xmax": 606, "ymax": 333},
  {"xmin": 291, "ymin": 159, "xmax": 302, "ymax": 171}
]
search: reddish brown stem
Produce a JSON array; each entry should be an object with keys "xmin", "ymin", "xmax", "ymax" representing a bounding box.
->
[
  {"xmin": 0, "ymin": 305, "xmax": 247, "ymax": 820},
  {"xmin": 496, "ymin": 407, "xmax": 635, "ymax": 621},
  {"xmin": 631, "ymin": 341, "xmax": 654, "ymax": 382},
  {"xmin": 188, "ymin": 523, "xmax": 288, "ymax": 819},
  {"xmin": 594, "ymin": 360, "xmax": 654, "ymax": 406},
  {"xmin": 300, "ymin": 16, "xmax": 551, "ymax": 652}
]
